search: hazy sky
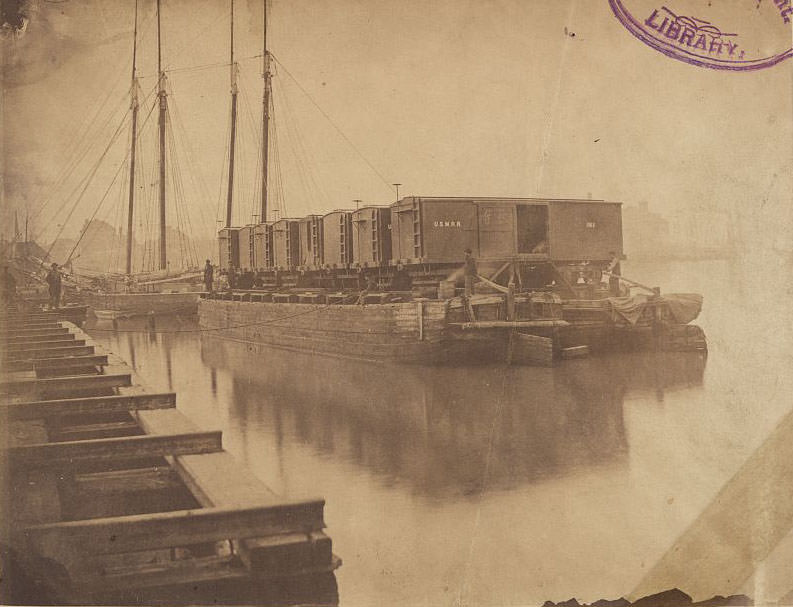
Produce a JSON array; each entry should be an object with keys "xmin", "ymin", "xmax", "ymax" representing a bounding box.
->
[{"xmin": 2, "ymin": 0, "xmax": 791, "ymax": 254}]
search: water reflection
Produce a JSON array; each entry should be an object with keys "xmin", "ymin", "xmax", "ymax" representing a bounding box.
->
[
  {"xmin": 82, "ymin": 259, "xmax": 793, "ymax": 605},
  {"xmin": 200, "ymin": 335, "xmax": 706, "ymax": 498}
]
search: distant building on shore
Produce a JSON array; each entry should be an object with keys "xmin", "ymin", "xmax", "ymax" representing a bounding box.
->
[
  {"xmin": 623, "ymin": 201, "xmax": 671, "ymax": 260},
  {"xmin": 623, "ymin": 202, "xmax": 733, "ymax": 261}
]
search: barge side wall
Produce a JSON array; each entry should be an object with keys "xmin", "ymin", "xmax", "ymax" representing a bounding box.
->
[{"xmin": 198, "ymin": 299, "xmax": 449, "ymax": 363}]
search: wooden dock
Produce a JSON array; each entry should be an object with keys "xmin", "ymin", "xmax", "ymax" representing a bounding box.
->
[{"xmin": 1, "ymin": 309, "xmax": 340, "ymax": 605}]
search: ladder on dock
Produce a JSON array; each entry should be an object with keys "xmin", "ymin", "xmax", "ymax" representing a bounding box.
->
[{"xmin": 1, "ymin": 312, "xmax": 340, "ymax": 605}]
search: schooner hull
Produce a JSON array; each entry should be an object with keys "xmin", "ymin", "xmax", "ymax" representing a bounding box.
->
[{"xmin": 87, "ymin": 292, "xmax": 201, "ymax": 319}]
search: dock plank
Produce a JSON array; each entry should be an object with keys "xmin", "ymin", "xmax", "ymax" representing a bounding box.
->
[
  {"xmin": 6, "ymin": 339, "xmax": 87, "ymax": 354},
  {"xmin": 4, "ymin": 345, "xmax": 95, "ymax": 364},
  {"xmin": 0, "ymin": 372, "xmax": 132, "ymax": 395},
  {"xmin": 33, "ymin": 354, "xmax": 108, "ymax": 368},
  {"xmin": 5, "ymin": 431, "xmax": 223, "ymax": 469},
  {"xmin": 25, "ymin": 500, "xmax": 326, "ymax": 558},
  {"xmin": 1, "ymin": 392, "xmax": 176, "ymax": 421},
  {"xmin": 3, "ymin": 327, "xmax": 70, "ymax": 340},
  {"xmin": 6, "ymin": 335, "xmax": 78, "ymax": 349}
]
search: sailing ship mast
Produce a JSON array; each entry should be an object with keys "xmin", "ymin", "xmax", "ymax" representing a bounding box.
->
[
  {"xmin": 225, "ymin": 0, "xmax": 239, "ymax": 227},
  {"xmin": 125, "ymin": 0, "xmax": 139, "ymax": 275},
  {"xmin": 157, "ymin": 0, "xmax": 168, "ymax": 269},
  {"xmin": 261, "ymin": 0, "xmax": 271, "ymax": 223}
]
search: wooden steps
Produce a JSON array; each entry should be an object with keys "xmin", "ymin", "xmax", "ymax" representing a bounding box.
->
[{"xmin": 1, "ymin": 311, "xmax": 340, "ymax": 604}]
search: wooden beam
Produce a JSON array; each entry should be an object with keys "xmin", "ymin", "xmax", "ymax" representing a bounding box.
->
[
  {"xmin": 33, "ymin": 354, "xmax": 108, "ymax": 368},
  {"xmin": 31, "ymin": 355, "xmax": 109, "ymax": 377},
  {"xmin": 1, "ymin": 306, "xmax": 88, "ymax": 322},
  {"xmin": 0, "ymin": 372, "xmax": 131, "ymax": 395},
  {"xmin": 1, "ymin": 321, "xmax": 62, "ymax": 331},
  {"xmin": 451, "ymin": 319, "xmax": 570, "ymax": 329},
  {"xmin": 0, "ymin": 392, "xmax": 176, "ymax": 421},
  {"xmin": 5, "ymin": 333, "xmax": 74, "ymax": 346},
  {"xmin": 6, "ymin": 339, "xmax": 86, "ymax": 353},
  {"xmin": 3, "ymin": 327, "xmax": 69, "ymax": 339},
  {"xmin": 8, "ymin": 344, "xmax": 94, "ymax": 357},
  {"xmin": 25, "ymin": 499, "xmax": 326, "ymax": 557},
  {"xmin": 34, "ymin": 363, "xmax": 105, "ymax": 379},
  {"xmin": 5, "ymin": 431, "xmax": 222, "ymax": 469},
  {"xmin": 4, "ymin": 345, "xmax": 96, "ymax": 366},
  {"xmin": 49, "ymin": 420, "xmax": 142, "ymax": 442},
  {"xmin": 69, "ymin": 554, "xmax": 248, "ymax": 596},
  {"xmin": 6, "ymin": 334, "xmax": 77, "ymax": 346}
]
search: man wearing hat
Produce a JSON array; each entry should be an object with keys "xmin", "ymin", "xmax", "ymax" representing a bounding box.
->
[
  {"xmin": 46, "ymin": 263, "xmax": 62, "ymax": 310},
  {"xmin": 203, "ymin": 259, "xmax": 214, "ymax": 294},
  {"xmin": 463, "ymin": 248, "xmax": 477, "ymax": 297}
]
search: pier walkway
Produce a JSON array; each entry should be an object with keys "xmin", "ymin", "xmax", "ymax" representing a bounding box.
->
[{"xmin": 1, "ymin": 308, "xmax": 340, "ymax": 605}]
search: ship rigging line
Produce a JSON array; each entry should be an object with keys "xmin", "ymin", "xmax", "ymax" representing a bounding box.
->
[
  {"xmin": 62, "ymin": 101, "xmax": 160, "ymax": 266},
  {"xmin": 270, "ymin": 53, "xmax": 396, "ymax": 194},
  {"xmin": 42, "ymin": 108, "xmax": 132, "ymax": 263},
  {"xmin": 41, "ymin": 82, "xmax": 160, "ymax": 261},
  {"xmin": 86, "ymin": 294, "xmax": 361, "ymax": 333}
]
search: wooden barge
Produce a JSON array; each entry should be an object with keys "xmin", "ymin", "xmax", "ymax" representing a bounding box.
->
[
  {"xmin": 199, "ymin": 291, "xmax": 570, "ymax": 365},
  {"xmin": 0, "ymin": 311, "xmax": 340, "ymax": 605},
  {"xmin": 204, "ymin": 197, "xmax": 706, "ymax": 364}
]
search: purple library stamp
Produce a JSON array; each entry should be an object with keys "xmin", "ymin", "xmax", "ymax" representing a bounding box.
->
[{"xmin": 609, "ymin": 0, "xmax": 793, "ymax": 71}]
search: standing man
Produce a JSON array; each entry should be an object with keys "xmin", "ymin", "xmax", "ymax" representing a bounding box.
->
[
  {"xmin": 463, "ymin": 248, "xmax": 478, "ymax": 297},
  {"xmin": 606, "ymin": 251, "xmax": 621, "ymax": 296},
  {"xmin": 46, "ymin": 263, "xmax": 62, "ymax": 310},
  {"xmin": 203, "ymin": 259, "xmax": 214, "ymax": 293}
]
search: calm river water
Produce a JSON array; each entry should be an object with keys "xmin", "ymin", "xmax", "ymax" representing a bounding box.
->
[{"xmin": 87, "ymin": 258, "xmax": 793, "ymax": 607}]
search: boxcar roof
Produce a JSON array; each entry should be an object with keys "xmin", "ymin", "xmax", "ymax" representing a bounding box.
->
[{"xmin": 394, "ymin": 196, "xmax": 620, "ymax": 205}]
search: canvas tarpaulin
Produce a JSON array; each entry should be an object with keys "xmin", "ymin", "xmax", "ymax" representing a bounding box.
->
[
  {"xmin": 662, "ymin": 293, "xmax": 703, "ymax": 324},
  {"xmin": 607, "ymin": 293, "xmax": 703, "ymax": 326},
  {"xmin": 608, "ymin": 294, "xmax": 650, "ymax": 325}
]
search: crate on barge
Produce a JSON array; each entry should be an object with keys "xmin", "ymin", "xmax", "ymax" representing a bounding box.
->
[{"xmin": 0, "ymin": 312, "xmax": 340, "ymax": 605}]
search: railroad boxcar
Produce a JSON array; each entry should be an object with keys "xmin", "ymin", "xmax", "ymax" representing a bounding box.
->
[
  {"xmin": 389, "ymin": 197, "xmax": 622, "ymax": 264},
  {"xmin": 218, "ymin": 227, "xmax": 240, "ymax": 270},
  {"xmin": 297, "ymin": 215, "xmax": 324, "ymax": 270},
  {"xmin": 237, "ymin": 224, "xmax": 256, "ymax": 271},
  {"xmin": 271, "ymin": 219, "xmax": 300, "ymax": 270},
  {"xmin": 253, "ymin": 223, "xmax": 274, "ymax": 270},
  {"xmin": 322, "ymin": 210, "xmax": 354, "ymax": 268},
  {"xmin": 351, "ymin": 205, "xmax": 391, "ymax": 267}
]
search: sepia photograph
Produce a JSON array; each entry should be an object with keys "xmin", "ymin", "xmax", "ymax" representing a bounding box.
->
[{"xmin": 1, "ymin": 0, "xmax": 792, "ymax": 605}]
